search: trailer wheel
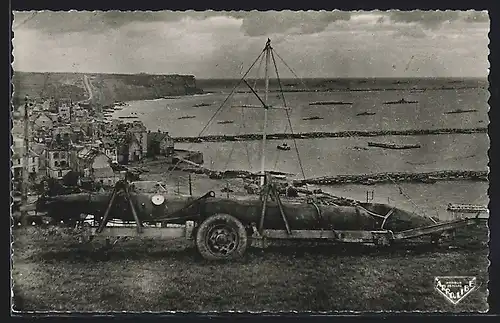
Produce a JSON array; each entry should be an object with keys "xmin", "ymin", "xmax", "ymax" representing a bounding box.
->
[
  {"xmin": 196, "ymin": 213, "xmax": 248, "ymax": 261},
  {"xmin": 76, "ymin": 222, "xmax": 92, "ymax": 244}
]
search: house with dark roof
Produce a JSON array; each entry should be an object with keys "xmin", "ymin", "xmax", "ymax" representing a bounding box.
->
[
  {"xmin": 12, "ymin": 137, "xmax": 40, "ymax": 182},
  {"xmin": 75, "ymin": 146, "xmax": 123, "ymax": 187},
  {"xmin": 147, "ymin": 130, "xmax": 174, "ymax": 157},
  {"xmin": 126, "ymin": 121, "xmax": 148, "ymax": 156},
  {"xmin": 76, "ymin": 147, "xmax": 112, "ymax": 176},
  {"xmin": 52, "ymin": 125, "xmax": 73, "ymax": 147},
  {"xmin": 100, "ymin": 137, "xmax": 118, "ymax": 163},
  {"xmin": 45, "ymin": 142, "xmax": 73, "ymax": 179},
  {"xmin": 31, "ymin": 111, "xmax": 55, "ymax": 131},
  {"xmin": 116, "ymin": 134, "xmax": 143, "ymax": 164}
]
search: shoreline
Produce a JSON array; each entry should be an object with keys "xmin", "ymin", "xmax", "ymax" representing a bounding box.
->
[{"xmin": 132, "ymin": 158, "xmax": 488, "ymax": 187}]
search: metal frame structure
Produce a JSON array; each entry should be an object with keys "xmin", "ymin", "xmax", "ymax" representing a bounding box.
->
[{"xmin": 79, "ymin": 177, "xmax": 486, "ymax": 255}]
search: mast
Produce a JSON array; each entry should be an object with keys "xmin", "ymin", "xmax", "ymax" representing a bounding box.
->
[{"xmin": 260, "ymin": 38, "xmax": 271, "ymax": 186}]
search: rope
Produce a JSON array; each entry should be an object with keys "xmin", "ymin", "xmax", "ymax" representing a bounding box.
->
[
  {"xmin": 241, "ymin": 107, "xmax": 253, "ymax": 171},
  {"xmin": 165, "ymin": 48, "xmax": 266, "ymax": 180},
  {"xmin": 206, "ymin": 81, "xmax": 263, "ymax": 194},
  {"xmin": 273, "ymin": 49, "xmax": 314, "ymax": 93},
  {"xmin": 210, "ymin": 53, "xmax": 266, "ymax": 193},
  {"xmin": 217, "ymin": 109, "xmax": 248, "ymax": 189},
  {"xmin": 275, "ymin": 48, "xmax": 437, "ymax": 221},
  {"xmin": 271, "ymin": 58, "xmax": 289, "ymax": 170},
  {"xmin": 242, "ymin": 53, "xmax": 266, "ymax": 171},
  {"xmin": 270, "ymin": 49, "xmax": 307, "ymax": 182},
  {"xmin": 367, "ymin": 153, "xmax": 438, "ymax": 223}
]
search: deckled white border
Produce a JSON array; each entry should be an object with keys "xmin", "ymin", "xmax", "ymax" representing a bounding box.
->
[{"xmin": 9, "ymin": 9, "xmax": 491, "ymax": 315}]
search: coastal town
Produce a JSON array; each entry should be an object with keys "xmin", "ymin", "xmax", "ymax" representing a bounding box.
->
[
  {"xmin": 10, "ymin": 10, "xmax": 492, "ymax": 313},
  {"xmin": 11, "ymin": 95, "xmax": 202, "ymax": 217}
]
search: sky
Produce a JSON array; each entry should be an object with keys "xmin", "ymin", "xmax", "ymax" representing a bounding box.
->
[{"xmin": 12, "ymin": 10, "xmax": 490, "ymax": 78}]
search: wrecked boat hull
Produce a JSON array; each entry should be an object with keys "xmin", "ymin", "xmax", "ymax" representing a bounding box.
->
[{"xmin": 37, "ymin": 192, "xmax": 436, "ymax": 233}]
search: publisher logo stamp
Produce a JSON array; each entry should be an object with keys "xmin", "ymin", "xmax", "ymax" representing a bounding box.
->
[{"xmin": 434, "ymin": 276, "xmax": 478, "ymax": 305}]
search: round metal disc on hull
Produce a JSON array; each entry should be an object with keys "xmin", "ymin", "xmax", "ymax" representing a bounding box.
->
[{"xmin": 151, "ymin": 195, "xmax": 165, "ymax": 205}]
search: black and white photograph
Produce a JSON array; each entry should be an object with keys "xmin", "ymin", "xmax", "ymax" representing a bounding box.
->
[{"xmin": 10, "ymin": 10, "xmax": 490, "ymax": 313}]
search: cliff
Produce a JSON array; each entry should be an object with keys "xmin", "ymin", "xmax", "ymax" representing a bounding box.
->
[{"xmin": 11, "ymin": 71, "xmax": 203, "ymax": 107}]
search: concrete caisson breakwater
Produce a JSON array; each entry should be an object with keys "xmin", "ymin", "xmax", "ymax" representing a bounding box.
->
[
  {"xmin": 169, "ymin": 166, "xmax": 488, "ymax": 186},
  {"xmin": 292, "ymin": 170, "xmax": 489, "ymax": 186},
  {"xmin": 172, "ymin": 127, "xmax": 488, "ymax": 143}
]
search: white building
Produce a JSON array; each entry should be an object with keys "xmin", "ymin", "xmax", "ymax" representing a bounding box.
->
[
  {"xmin": 58, "ymin": 104, "xmax": 71, "ymax": 123},
  {"xmin": 11, "ymin": 136, "xmax": 40, "ymax": 182}
]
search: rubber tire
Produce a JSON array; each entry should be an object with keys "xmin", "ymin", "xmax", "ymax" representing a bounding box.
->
[{"xmin": 196, "ymin": 213, "xmax": 248, "ymax": 261}]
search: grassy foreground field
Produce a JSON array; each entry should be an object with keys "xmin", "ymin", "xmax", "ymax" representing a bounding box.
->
[{"xmin": 11, "ymin": 223, "xmax": 489, "ymax": 313}]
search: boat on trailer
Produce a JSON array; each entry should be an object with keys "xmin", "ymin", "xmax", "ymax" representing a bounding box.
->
[{"xmin": 34, "ymin": 39, "xmax": 487, "ymax": 261}]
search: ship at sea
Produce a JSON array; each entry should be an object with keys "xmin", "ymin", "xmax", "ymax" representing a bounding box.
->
[{"xmin": 384, "ymin": 98, "xmax": 418, "ymax": 104}]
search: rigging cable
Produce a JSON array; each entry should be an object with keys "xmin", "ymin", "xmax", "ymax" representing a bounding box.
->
[
  {"xmin": 207, "ymin": 52, "xmax": 267, "ymax": 194},
  {"xmin": 165, "ymin": 48, "xmax": 266, "ymax": 180},
  {"xmin": 241, "ymin": 106, "xmax": 253, "ymax": 171},
  {"xmin": 271, "ymin": 54, "xmax": 289, "ymax": 171},
  {"xmin": 242, "ymin": 52, "xmax": 266, "ymax": 171},
  {"xmin": 273, "ymin": 49, "xmax": 313, "ymax": 94},
  {"xmin": 270, "ymin": 49, "xmax": 307, "ymax": 182},
  {"xmin": 209, "ymin": 53, "xmax": 267, "ymax": 193},
  {"xmin": 217, "ymin": 109, "xmax": 249, "ymax": 191},
  {"xmin": 274, "ymin": 48, "xmax": 438, "ymax": 219}
]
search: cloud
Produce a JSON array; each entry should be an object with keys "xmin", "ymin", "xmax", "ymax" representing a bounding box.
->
[
  {"xmin": 12, "ymin": 10, "xmax": 490, "ymax": 78},
  {"xmin": 392, "ymin": 26, "xmax": 428, "ymax": 38},
  {"xmin": 14, "ymin": 10, "xmax": 352, "ymax": 36},
  {"xmin": 238, "ymin": 10, "xmax": 351, "ymax": 36},
  {"xmin": 13, "ymin": 11, "xmax": 238, "ymax": 34},
  {"xmin": 463, "ymin": 10, "xmax": 490, "ymax": 23},
  {"xmin": 385, "ymin": 10, "xmax": 489, "ymax": 29}
]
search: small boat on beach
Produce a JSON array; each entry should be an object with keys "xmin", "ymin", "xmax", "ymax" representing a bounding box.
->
[
  {"xmin": 368, "ymin": 141, "xmax": 421, "ymax": 150},
  {"xmin": 217, "ymin": 120, "xmax": 235, "ymax": 124}
]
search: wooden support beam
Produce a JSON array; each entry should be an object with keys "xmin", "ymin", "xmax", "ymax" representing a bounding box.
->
[
  {"xmin": 258, "ymin": 185, "xmax": 269, "ymax": 234},
  {"xmin": 271, "ymin": 185, "xmax": 292, "ymax": 235},
  {"xmin": 96, "ymin": 185, "xmax": 119, "ymax": 234},
  {"xmin": 124, "ymin": 182, "xmax": 143, "ymax": 233},
  {"xmin": 91, "ymin": 227, "xmax": 186, "ymax": 239},
  {"xmin": 393, "ymin": 218, "xmax": 482, "ymax": 240},
  {"xmin": 262, "ymin": 229, "xmax": 389, "ymax": 242}
]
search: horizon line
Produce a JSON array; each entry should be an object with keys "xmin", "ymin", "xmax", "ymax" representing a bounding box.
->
[{"xmin": 11, "ymin": 70, "xmax": 488, "ymax": 80}]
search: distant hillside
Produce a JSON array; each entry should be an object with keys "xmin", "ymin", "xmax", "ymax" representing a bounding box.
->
[{"xmin": 11, "ymin": 71, "xmax": 203, "ymax": 107}]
